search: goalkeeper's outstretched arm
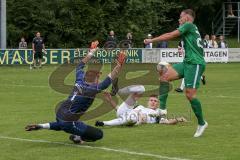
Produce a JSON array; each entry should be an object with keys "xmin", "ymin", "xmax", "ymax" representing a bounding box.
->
[
  {"xmin": 98, "ymin": 50, "xmax": 127, "ymax": 90},
  {"xmin": 108, "ymin": 50, "xmax": 126, "ymax": 80},
  {"xmin": 75, "ymin": 41, "xmax": 99, "ymax": 81},
  {"xmin": 81, "ymin": 40, "xmax": 99, "ymax": 64}
]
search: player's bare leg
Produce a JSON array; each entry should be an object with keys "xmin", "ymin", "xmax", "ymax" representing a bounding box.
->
[
  {"xmin": 33, "ymin": 59, "xmax": 37, "ymax": 68},
  {"xmin": 157, "ymin": 63, "xmax": 180, "ymax": 116},
  {"xmin": 39, "ymin": 59, "xmax": 42, "ymax": 68}
]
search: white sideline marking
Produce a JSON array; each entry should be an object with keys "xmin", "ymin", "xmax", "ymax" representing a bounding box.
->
[
  {"xmin": 214, "ymin": 95, "xmax": 239, "ymax": 99},
  {"xmin": 2, "ymin": 84, "xmax": 239, "ymax": 99},
  {"xmin": 170, "ymin": 93, "xmax": 239, "ymax": 99},
  {"xmin": 0, "ymin": 135, "xmax": 190, "ymax": 160},
  {"xmin": 2, "ymin": 84, "xmax": 48, "ymax": 88}
]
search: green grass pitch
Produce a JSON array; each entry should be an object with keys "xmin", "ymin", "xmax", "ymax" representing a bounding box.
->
[{"xmin": 0, "ymin": 63, "xmax": 239, "ymax": 160}]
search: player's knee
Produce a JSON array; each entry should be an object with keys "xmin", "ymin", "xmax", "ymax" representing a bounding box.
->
[
  {"xmin": 159, "ymin": 74, "xmax": 172, "ymax": 82},
  {"xmin": 157, "ymin": 62, "xmax": 170, "ymax": 81},
  {"xmin": 81, "ymin": 126, "xmax": 103, "ymax": 142},
  {"xmin": 94, "ymin": 128, "xmax": 104, "ymax": 140},
  {"xmin": 185, "ymin": 90, "xmax": 196, "ymax": 101},
  {"xmin": 186, "ymin": 94, "xmax": 193, "ymax": 100},
  {"xmin": 160, "ymin": 77, "xmax": 169, "ymax": 82}
]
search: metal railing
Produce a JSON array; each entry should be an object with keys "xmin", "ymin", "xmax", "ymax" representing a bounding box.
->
[{"xmin": 212, "ymin": 2, "xmax": 240, "ymax": 42}]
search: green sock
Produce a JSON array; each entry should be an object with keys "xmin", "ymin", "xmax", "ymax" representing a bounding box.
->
[
  {"xmin": 190, "ymin": 98, "xmax": 205, "ymax": 125},
  {"xmin": 159, "ymin": 81, "xmax": 170, "ymax": 110},
  {"xmin": 159, "ymin": 94, "xmax": 168, "ymax": 109}
]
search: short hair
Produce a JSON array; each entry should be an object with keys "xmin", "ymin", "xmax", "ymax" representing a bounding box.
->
[
  {"xmin": 149, "ymin": 94, "xmax": 158, "ymax": 98},
  {"xmin": 182, "ymin": 9, "xmax": 195, "ymax": 19},
  {"xmin": 84, "ymin": 70, "xmax": 101, "ymax": 83}
]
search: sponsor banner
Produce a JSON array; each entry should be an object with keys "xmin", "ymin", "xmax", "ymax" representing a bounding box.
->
[
  {"xmin": 0, "ymin": 49, "xmax": 33, "ymax": 65},
  {"xmin": 76, "ymin": 49, "xmax": 142, "ymax": 64},
  {"xmin": 204, "ymin": 48, "xmax": 228, "ymax": 62},
  {"xmin": 160, "ymin": 48, "xmax": 184, "ymax": 63},
  {"xmin": 2, "ymin": 48, "xmax": 239, "ymax": 64},
  {"xmin": 0, "ymin": 49, "xmax": 75, "ymax": 65},
  {"xmin": 0, "ymin": 49, "xmax": 142, "ymax": 65},
  {"xmin": 141, "ymin": 49, "xmax": 161, "ymax": 63},
  {"xmin": 142, "ymin": 48, "xmax": 230, "ymax": 63},
  {"xmin": 228, "ymin": 48, "xmax": 240, "ymax": 62}
]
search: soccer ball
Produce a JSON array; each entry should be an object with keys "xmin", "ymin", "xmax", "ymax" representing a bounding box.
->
[{"xmin": 156, "ymin": 61, "xmax": 170, "ymax": 74}]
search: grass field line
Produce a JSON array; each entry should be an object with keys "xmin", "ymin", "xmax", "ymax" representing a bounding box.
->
[
  {"xmin": 170, "ymin": 93, "xmax": 239, "ymax": 99},
  {"xmin": 2, "ymin": 84, "xmax": 49, "ymax": 88},
  {"xmin": 0, "ymin": 135, "xmax": 191, "ymax": 160},
  {"xmin": 2, "ymin": 83, "xmax": 239, "ymax": 99}
]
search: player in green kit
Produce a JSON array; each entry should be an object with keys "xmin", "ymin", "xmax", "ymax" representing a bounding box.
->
[{"xmin": 144, "ymin": 9, "xmax": 208, "ymax": 137}]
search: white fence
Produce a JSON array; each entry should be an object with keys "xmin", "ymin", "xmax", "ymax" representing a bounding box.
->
[{"xmin": 142, "ymin": 48, "xmax": 240, "ymax": 63}]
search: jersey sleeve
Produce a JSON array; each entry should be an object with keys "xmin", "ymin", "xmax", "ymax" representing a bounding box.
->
[
  {"xmin": 177, "ymin": 23, "xmax": 193, "ymax": 35},
  {"xmin": 149, "ymin": 108, "xmax": 159, "ymax": 115},
  {"xmin": 75, "ymin": 61, "xmax": 85, "ymax": 82},
  {"xmin": 41, "ymin": 38, "xmax": 45, "ymax": 44},
  {"xmin": 98, "ymin": 76, "xmax": 112, "ymax": 90},
  {"xmin": 32, "ymin": 38, "xmax": 35, "ymax": 44},
  {"xmin": 134, "ymin": 105, "xmax": 145, "ymax": 110}
]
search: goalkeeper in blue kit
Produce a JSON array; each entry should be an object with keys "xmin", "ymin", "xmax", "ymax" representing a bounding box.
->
[{"xmin": 25, "ymin": 41, "xmax": 127, "ymax": 144}]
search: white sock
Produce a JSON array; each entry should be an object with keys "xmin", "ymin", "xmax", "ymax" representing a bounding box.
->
[
  {"xmin": 118, "ymin": 85, "xmax": 145, "ymax": 95},
  {"xmin": 103, "ymin": 118, "xmax": 125, "ymax": 126},
  {"xmin": 180, "ymin": 79, "xmax": 185, "ymax": 90},
  {"xmin": 39, "ymin": 123, "xmax": 50, "ymax": 129}
]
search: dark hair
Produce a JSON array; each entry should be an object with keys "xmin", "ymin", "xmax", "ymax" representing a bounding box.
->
[
  {"xmin": 149, "ymin": 94, "xmax": 158, "ymax": 98},
  {"xmin": 182, "ymin": 9, "xmax": 195, "ymax": 19}
]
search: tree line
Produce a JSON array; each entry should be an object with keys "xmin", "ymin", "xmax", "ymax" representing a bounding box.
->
[{"xmin": 7, "ymin": 0, "xmax": 222, "ymax": 48}]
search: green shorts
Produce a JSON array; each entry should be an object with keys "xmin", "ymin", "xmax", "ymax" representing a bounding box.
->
[{"xmin": 172, "ymin": 62, "xmax": 206, "ymax": 89}]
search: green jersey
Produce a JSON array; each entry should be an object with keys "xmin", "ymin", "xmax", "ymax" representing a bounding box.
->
[{"xmin": 178, "ymin": 22, "xmax": 205, "ymax": 65}]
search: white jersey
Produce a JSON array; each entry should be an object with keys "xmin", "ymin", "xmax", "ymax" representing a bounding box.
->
[{"xmin": 134, "ymin": 105, "xmax": 159, "ymax": 124}]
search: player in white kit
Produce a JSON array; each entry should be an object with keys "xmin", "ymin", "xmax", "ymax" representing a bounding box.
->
[{"xmin": 95, "ymin": 85, "xmax": 187, "ymax": 127}]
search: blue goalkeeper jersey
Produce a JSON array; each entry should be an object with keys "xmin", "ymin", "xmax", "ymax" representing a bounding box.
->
[{"xmin": 57, "ymin": 61, "xmax": 112, "ymax": 120}]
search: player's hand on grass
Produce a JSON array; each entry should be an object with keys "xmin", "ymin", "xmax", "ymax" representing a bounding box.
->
[
  {"xmin": 159, "ymin": 118, "xmax": 170, "ymax": 124},
  {"xmin": 176, "ymin": 117, "xmax": 187, "ymax": 122}
]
